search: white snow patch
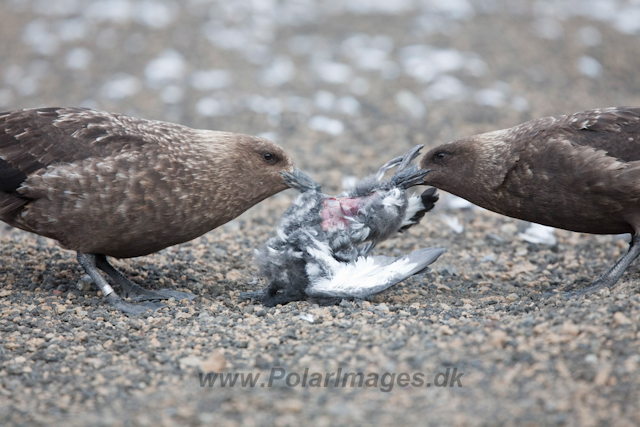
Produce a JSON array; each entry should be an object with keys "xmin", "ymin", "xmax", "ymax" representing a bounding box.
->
[
  {"xmin": 5, "ymin": 61, "xmax": 50, "ymax": 97},
  {"xmin": 196, "ymin": 97, "xmax": 230, "ymax": 117},
  {"xmin": 400, "ymin": 45, "xmax": 469, "ymax": 83},
  {"xmin": 464, "ymin": 56, "xmax": 488, "ymax": 76},
  {"xmin": 336, "ymin": 96, "xmax": 361, "ymax": 115},
  {"xmin": 286, "ymin": 96, "xmax": 313, "ymax": 115},
  {"xmin": 247, "ymin": 96, "xmax": 282, "ymax": 115},
  {"xmin": 100, "ymin": 74, "xmax": 141, "ymax": 99},
  {"xmin": 201, "ymin": 22, "xmax": 249, "ymax": 51},
  {"xmin": 584, "ymin": 1, "xmax": 619, "ymax": 22},
  {"xmin": 22, "ymin": 20, "xmax": 59, "ymax": 55},
  {"xmin": 84, "ymin": 0, "xmax": 132, "ymax": 23},
  {"xmin": 511, "ymin": 96, "xmax": 530, "ymax": 112},
  {"xmin": 314, "ymin": 61, "xmax": 352, "ymax": 84},
  {"xmin": 424, "ymin": 75, "xmax": 466, "ymax": 101},
  {"xmin": 145, "ymin": 50, "xmax": 186, "ymax": 87},
  {"xmin": 308, "ymin": 116, "xmax": 344, "ymax": 135},
  {"xmin": 614, "ymin": 7, "xmax": 640, "ymax": 34},
  {"xmin": 314, "ymin": 90, "xmax": 336, "ymax": 111},
  {"xmin": 395, "ymin": 90, "xmax": 426, "ymax": 118},
  {"xmin": 160, "ymin": 86, "xmax": 183, "ymax": 104},
  {"xmin": 134, "ymin": 0, "xmax": 177, "ymax": 29},
  {"xmin": 189, "ymin": 69, "xmax": 234, "ymax": 91},
  {"xmin": 341, "ymin": 33, "xmax": 393, "ymax": 71},
  {"xmin": 57, "ymin": 18, "xmax": 87, "ymax": 41},
  {"xmin": 475, "ymin": 88, "xmax": 505, "ymax": 107},
  {"xmin": 32, "ymin": 0, "xmax": 80, "ymax": 16},
  {"xmin": 355, "ymin": 47, "xmax": 390, "ymax": 70},
  {"xmin": 260, "ymin": 55, "xmax": 296, "ymax": 87},
  {"xmin": 65, "ymin": 47, "xmax": 92, "ymax": 70},
  {"xmin": 420, "ymin": 0, "xmax": 474, "ymax": 20},
  {"xmin": 345, "ymin": 0, "xmax": 414, "ymax": 15},
  {"xmin": 577, "ymin": 56, "xmax": 602, "ymax": 78}
]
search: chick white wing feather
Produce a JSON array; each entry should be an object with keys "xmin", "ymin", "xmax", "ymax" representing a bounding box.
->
[{"xmin": 306, "ymin": 247, "xmax": 445, "ymax": 298}]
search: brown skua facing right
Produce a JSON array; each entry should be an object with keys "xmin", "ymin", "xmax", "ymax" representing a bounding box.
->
[{"xmin": 0, "ymin": 107, "xmax": 300, "ymax": 314}]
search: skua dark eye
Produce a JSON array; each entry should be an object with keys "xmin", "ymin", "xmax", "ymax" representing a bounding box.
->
[{"xmin": 263, "ymin": 153, "xmax": 276, "ymax": 163}]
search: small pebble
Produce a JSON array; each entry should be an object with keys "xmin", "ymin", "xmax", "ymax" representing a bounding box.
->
[
  {"xmin": 76, "ymin": 275, "xmax": 93, "ymax": 292},
  {"xmin": 614, "ymin": 312, "xmax": 632, "ymax": 325},
  {"xmin": 374, "ymin": 303, "xmax": 390, "ymax": 314}
]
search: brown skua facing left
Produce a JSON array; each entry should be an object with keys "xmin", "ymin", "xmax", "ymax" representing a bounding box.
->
[
  {"xmin": 420, "ymin": 106, "xmax": 640, "ymax": 296},
  {"xmin": 0, "ymin": 107, "xmax": 301, "ymax": 314}
]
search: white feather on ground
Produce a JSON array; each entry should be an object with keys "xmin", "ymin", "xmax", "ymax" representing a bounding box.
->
[
  {"xmin": 307, "ymin": 247, "xmax": 446, "ymax": 298},
  {"xmin": 519, "ymin": 223, "xmax": 557, "ymax": 245},
  {"xmin": 440, "ymin": 214, "xmax": 464, "ymax": 234}
]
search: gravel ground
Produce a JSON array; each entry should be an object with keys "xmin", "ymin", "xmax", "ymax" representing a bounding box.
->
[{"xmin": 2, "ymin": 1, "xmax": 640, "ymax": 425}]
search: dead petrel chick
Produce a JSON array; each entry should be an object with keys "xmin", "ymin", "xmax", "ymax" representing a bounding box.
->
[
  {"xmin": 0, "ymin": 107, "xmax": 299, "ymax": 314},
  {"xmin": 241, "ymin": 145, "xmax": 445, "ymax": 307},
  {"xmin": 420, "ymin": 106, "xmax": 640, "ymax": 297}
]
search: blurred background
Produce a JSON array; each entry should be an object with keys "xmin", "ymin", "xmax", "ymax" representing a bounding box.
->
[
  {"xmin": 2, "ymin": 1, "xmax": 640, "ymax": 425},
  {"xmin": 2, "ymin": 0, "xmax": 640, "ymax": 187}
]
